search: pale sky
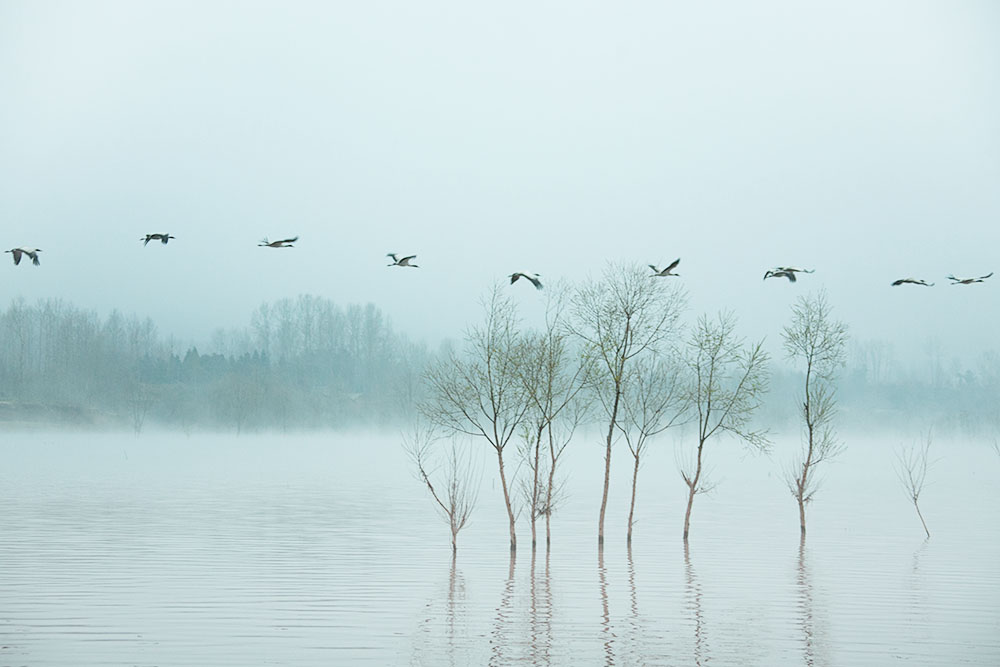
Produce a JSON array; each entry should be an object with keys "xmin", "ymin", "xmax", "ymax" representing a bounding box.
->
[{"xmin": 1, "ymin": 1, "xmax": 998, "ymax": 363}]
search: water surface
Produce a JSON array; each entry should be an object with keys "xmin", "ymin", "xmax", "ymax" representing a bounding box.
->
[{"xmin": 1, "ymin": 432, "xmax": 998, "ymax": 665}]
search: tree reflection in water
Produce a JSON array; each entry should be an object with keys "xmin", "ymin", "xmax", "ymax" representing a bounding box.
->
[
  {"xmin": 684, "ymin": 542, "xmax": 708, "ymax": 666},
  {"xmin": 489, "ymin": 551, "xmax": 517, "ymax": 666}
]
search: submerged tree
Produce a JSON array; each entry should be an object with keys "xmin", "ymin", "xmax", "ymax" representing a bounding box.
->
[
  {"xmin": 518, "ymin": 287, "xmax": 592, "ymax": 550},
  {"xmin": 619, "ymin": 353, "xmax": 688, "ymax": 544},
  {"xmin": 570, "ymin": 263, "xmax": 686, "ymax": 547},
  {"xmin": 782, "ymin": 291, "xmax": 849, "ymax": 535},
  {"xmin": 895, "ymin": 433, "xmax": 933, "ymax": 539},
  {"xmin": 423, "ymin": 285, "xmax": 531, "ymax": 551},
  {"xmin": 681, "ymin": 312, "xmax": 770, "ymax": 541},
  {"xmin": 405, "ymin": 426, "xmax": 481, "ymax": 553}
]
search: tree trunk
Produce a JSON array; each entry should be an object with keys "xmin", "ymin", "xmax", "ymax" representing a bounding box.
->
[
  {"xmin": 914, "ymin": 500, "xmax": 930, "ymax": 539},
  {"xmin": 798, "ymin": 495, "xmax": 807, "ymax": 536},
  {"xmin": 627, "ymin": 449, "xmax": 640, "ymax": 544},
  {"xmin": 598, "ymin": 380, "xmax": 622, "ymax": 546},
  {"xmin": 682, "ymin": 441, "xmax": 704, "ymax": 541},
  {"xmin": 545, "ymin": 423, "xmax": 556, "ymax": 549},
  {"xmin": 531, "ymin": 425, "xmax": 543, "ymax": 550},
  {"xmin": 497, "ymin": 447, "xmax": 517, "ymax": 551}
]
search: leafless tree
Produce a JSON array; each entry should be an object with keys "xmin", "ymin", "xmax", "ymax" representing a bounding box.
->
[
  {"xmin": 518, "ymin": 286, "xmax": 592, "ymax": 549},
  {"xmin": 423, "ymin": 285, "xmax": 531, "ymax": 551},
  {"xmin": 619, "ymin": 352, "xmax": 689, "ymax": 544},
  {"xmin": 782, "ymin": 291, "xmax": 849, "ymax": 535},
  {"xmin": 570, "ymin": 262, "xmax": 686, "ymax": 547},
  {"xmin": 680, "ymin": 312, "xmax": 770, "ymax": 541},
  {"xmin": 405, "ymin": 426, "xmax": 481, "ymax": 553},
  {"xmin": 895, "ymin": 433, "xmax": 932, "ymax": 539}
]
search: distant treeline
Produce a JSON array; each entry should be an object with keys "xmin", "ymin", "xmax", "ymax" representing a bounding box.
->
[
  {"xmin": 765, "ymin": 339, "xmax": 1000, "ymax": 436},
  {"xmin": 0, "ymin": 295, "xmax": 430, "ymax": 431},
  {"xmin": 0, "ymin": 294, "xmax": 997, "ymax": 435}
]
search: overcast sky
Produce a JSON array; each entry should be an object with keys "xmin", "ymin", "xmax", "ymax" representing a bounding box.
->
[{"xmin": 1, "ymin": 1, "xmax": 998, "ymax": 364}]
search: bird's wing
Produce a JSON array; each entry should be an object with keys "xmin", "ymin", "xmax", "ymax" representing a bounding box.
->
[
  {"xmin": 785, "ymin": 272, "xmax": 797, "ymax": 282},
  {"xmin": 30, "ymin": 252, "xmax": 40, "ymax": 266},
  {"xmin": 763, "ymin": 270, "xmax": 772, "ymax": 280},
  {"xmin": 11, "ymin": 249, "xmax": 22, "ymax": 265},
  {"xmin": 160, "ymin": 235, "xmax": 170, "ymax": 244},
  {"xmin": 666, "ymin": 258, "xmax": 680, "ymax": 272},
  {"xmin": 401, "ymin": 255, "xmax": 416, "ymax": 263},
  {"xmin": 946, "ymin": 275, "xmax": 958, "ymax": 282},
  {"xmin": 648, "ymin": 264, "xmax": 659, "ymax": 273},
  {"xmin": 510, "ymin": 273, "xmax": 521, "ymax": 284},
  {"xmin": 386, "ymin": 253, "xmax": 398, "ymax": 261},
  {"xmin": 891, "ymin": 279, "xmax": 904, "ymax": 286},
  {"xmin": 280, "ymin": 236, "xmax": 299, "ymax": 244},
  {"xmin": 529, "ymin": 276, "xmax": 543, "ymax": 290},
  {"xmin": 980, "ymin": 272, "xmax": 994, "ymax": 280}
]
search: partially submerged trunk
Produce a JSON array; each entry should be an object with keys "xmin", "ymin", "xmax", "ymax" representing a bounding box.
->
[
  {"xmin": 627, "ymin": 448, "xmax": 640, "ymax": 544},
  {"xmin": 530, "ymin": 424, "xmax": 543, "ymax": 550},
  {"xmin": 598, "ymin": 378, "xmax": 623, "ymax": 547},
  {"xmin": 497, "ymin": 447, "xmax": 517, "ymax": 551},
  {"xmin": 545, "ymin": 423, "xmax": 556, "ymax": 548},
  {"xmin": 682, "ymin": 441, "xmax": 705, "ymax": 541}
]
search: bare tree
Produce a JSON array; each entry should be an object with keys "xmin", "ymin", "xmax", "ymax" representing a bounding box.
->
[
  {"xmin": 423, "ymin": 285, "xmax": 531, "ymax": 551},
  {"xmin": 570, "ymin": 263, "xmax": 686, "ymax": 547},
  {"xmin": 681, "ymin": 312, "xmax": 770, "ymax": 541},
  {"xmin": 619, "ymin": 352, "xmax": 688, "ymax": 544},
  {"xmin": 518, "ymin": 286, "xmax": 592, "ymax": 549},
  {"xmin": 782, "ymin": 291, "xmax": 849, "ymax": 535},
  {"xmin": 895, "ymin": 433, "xmax": 932, "ymax": 539},
  {"xmin": 405, "ymin": 426, "xmax": 481, "ymax": 553}
]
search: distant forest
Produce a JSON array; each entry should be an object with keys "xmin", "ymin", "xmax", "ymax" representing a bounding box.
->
[
  {"xmin": 0, "ymin": 295, "xmax": 430, "ymax": 432},
  {"xmin": 0, "ymin": 294, "xmax": 997, "ymax": 436}
]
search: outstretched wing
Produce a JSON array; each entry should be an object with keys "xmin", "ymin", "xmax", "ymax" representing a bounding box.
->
[
  {"xmin": 665, "ymin": 258, "xmax": 680, "ymax": 272},
  {"xmin": 30, "ymin": 252, "xmax": 40, "ymax": 266},
  {"xmin": 510, "ymin": 273, "xmax": 522, "ymax": 284},
  {"xmin": 979, "ymin": 272, "xmax": 994, "ymax": 280},
  {"xmin": 11, "ymin": 249, "xmax": 22, "ymax": 265}
]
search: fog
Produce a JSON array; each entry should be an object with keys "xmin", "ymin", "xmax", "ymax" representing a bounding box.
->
[{"xmin": 1, "ymin": 1, "xmax": 998, "ymax": 365}]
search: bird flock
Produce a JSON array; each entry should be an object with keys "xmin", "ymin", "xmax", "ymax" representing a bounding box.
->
[{"xmin": 4, "ymin": 239, "xmax": 993, "ymax": 293}]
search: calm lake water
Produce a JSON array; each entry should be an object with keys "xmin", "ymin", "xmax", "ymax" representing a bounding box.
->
[{"xmin": 1, "ymin": 431, "xmax": 998, "ymax": 665}]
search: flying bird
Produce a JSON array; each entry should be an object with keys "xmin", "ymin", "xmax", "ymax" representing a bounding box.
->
[
  {"xmin": 649, "ymin": 258, "xmax": 681, "ymax": 277},
  {"xmin": 510, "ymin": 272, "xmax": 543, "ymax": 290},
  {"xmin": 141, "ymin": 234, "xmax": 175, "ymax": 246},
  {"xmin": 763, "ymin": 269, "xmax": 797, "ymax": 282},
  {"xmin": 763, "ymin": 266, "xmax": 814, "ymax": 282},
  {"xmin": 891, "ymin": 278, "xmax": 934, "ymax": 287},
  {"xmin": 6, "ymin": 248, "xmax": 41, "ymax": 266},
  {"xmin": 387, "ymin": 253, "xmax": 419, "ymax": 267},
  {"xmin": 947, "ymin": 272, "xmax": 993, "ymax": 285},
  {"xmin": 259, "ymin": 236, "xmax": 298, "ymax": 248}
]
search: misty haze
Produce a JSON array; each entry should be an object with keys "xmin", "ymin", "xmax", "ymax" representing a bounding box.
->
[{"xmin": 2, "ymin": 2, "xmax": 999, "ymax": 665}]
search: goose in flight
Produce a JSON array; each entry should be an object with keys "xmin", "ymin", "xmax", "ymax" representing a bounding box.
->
[
  {"xmin": 6, "ymin": 248, "xmax": 41, "ymax": 266},
  {"xmin": 891, "ymin": 278, "xmax": 934, "ymax": 287},
  {"xmin": 387, "ymin": 253, "xmax": 419, "ymax": 268},
  {"xmin": 649, "ymin": 258, "xmax": 680, "ymax": 277},
  {"xmin": 259, "ymin": 236, "xmax": 298, "ymax": 248},
  {"xmin": 141, "ymin": 233, "xmax": 175, "ymax": 246},
  {"xmin": 763, "ymin": 269, "xmax": 797, "ymax": 282},
  {"xmin": 510, "ymin": 272, "xmax": 543, "ymax": 290},
  {"xmin": 947, "ymin": 272, "xmax": 993, "ymax": 285}
]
